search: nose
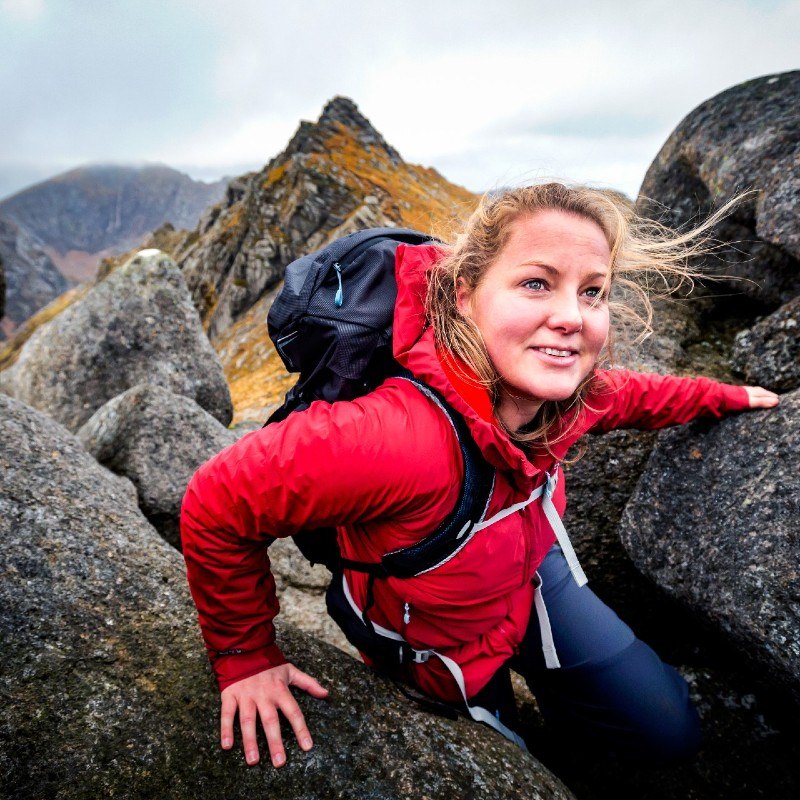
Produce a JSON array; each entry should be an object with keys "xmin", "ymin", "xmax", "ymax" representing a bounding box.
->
[{"xmin": 547, "ymin": 291, "xmax": 583, "ymax": 333}]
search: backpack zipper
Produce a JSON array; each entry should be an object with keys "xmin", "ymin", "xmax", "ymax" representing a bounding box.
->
[{"xmin": 333, "ymin": 262, "xmax": 344, "ymax": 307}]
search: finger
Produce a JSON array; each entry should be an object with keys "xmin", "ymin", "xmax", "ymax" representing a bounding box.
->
[
  {"xmin": 754, "ymin": 396, "xmax": 780, "ymax": 408},
  {"xmin": 239, "ymin": 698, "xmax": 261, "ymax": 766},
  {"xmin": 289, "ymin": 668, "xmax": 329, "ymax": 698},
  {"xmin": 276, "ymin": 688, "xmax": 314, "ymax": 752},
  {"xmin": 220, "ymin": 692, "xmax": 237, "ymax": 750},
  {"xmin": 258, "ymin": 700, "xmax": 286, "ymax": 768},
  {"xmin": 745, "ymin": 386, "xmax": 779, "ymax": 408}
]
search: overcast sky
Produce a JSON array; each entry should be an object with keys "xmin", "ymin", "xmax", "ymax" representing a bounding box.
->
[{"xmin": 1, "ymin": 0, "xmax": 798, "ymax": 202}]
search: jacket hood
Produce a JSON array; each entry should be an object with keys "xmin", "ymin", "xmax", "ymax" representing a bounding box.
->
[{"xmin": 392, "ymin": 243, "xmax": 544, "ymax": 482}]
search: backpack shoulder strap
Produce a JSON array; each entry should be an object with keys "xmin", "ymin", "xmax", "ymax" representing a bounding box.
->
[{"xmin": 375, "ymin": 373, "xmax": 496, "ymax": 578}]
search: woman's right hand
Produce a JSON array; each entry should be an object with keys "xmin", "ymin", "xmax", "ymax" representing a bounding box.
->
[{"xmin": 220, "ymin": 663, "xmax": 329, "ymax": 767}]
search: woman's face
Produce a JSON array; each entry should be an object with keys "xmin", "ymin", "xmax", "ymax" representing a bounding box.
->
[{"xmin": 456, "ymin": 209, "xmax": 611, "ymax": 431}]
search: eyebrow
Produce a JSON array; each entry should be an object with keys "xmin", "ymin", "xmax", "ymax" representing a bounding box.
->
[{"xmin": 521, "ymin": 261, "xmax": 609, "ymax": 282}]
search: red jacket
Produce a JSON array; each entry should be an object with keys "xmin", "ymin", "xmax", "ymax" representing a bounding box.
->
[{"xmin": 180, "ymin": 244, "xmax": 750, "ymax": 701}]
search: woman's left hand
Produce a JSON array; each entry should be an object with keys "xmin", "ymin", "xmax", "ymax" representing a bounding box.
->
[{"xmin": 744, "ymin": 386, "xmax": 780, "ymax": 409}]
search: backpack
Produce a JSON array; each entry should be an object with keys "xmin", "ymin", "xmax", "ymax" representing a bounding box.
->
[{"xmin": 265, "ymin": 227, "xmax": 495, "ymax": 667}]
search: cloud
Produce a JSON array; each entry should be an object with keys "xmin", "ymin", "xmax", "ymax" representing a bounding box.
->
[
  {"xmin": 1, "ymin": 0, "xmax": 798, "ymax": 199},
  {"xmin": 1, "ymin": 0, "xmax": 44, "ymax": 22}
]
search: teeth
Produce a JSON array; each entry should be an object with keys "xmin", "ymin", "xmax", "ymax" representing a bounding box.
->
[{"xmin": 538, "ymin": 347, "xmax": 573, "ymax": 357}]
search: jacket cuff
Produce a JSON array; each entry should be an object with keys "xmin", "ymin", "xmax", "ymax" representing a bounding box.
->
[
  {"xmin": 720, "ymin": 383, "xmax": 751, "ymax": 412},
  {"xmin": 214, "ymin": 644, "xmax": 288, "ymax": 692}
]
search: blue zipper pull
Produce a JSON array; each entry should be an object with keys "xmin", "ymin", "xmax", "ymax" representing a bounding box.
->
[{"xmin": 333, "ymin": 262, "xmax": 344, "ymax": 307}]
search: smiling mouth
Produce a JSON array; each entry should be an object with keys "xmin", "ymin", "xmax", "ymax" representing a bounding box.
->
[{"xmin": 533, "ymin": 346, "xmax": 577, "ymax": 358}]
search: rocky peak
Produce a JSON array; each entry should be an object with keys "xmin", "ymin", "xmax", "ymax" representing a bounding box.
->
[{"xmin": 286, "ymin": 95, "xmax": 402, "ymax": 165}]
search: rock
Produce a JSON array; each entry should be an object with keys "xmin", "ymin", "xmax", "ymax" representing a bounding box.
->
[
  {"xmin": 637, "ymin": 71, "xmax": 800, "ymax": 308},
  {"xmin": 619, "ymin": 391, "xmax": 800, "ymax": 705},
  {"xmin": 527, "ymin": 661, "xmax": 800, "ymax": 800},
  {"xmin": 176, "ymin": 96, "xmax": 475, "ymax": 342},
  {"xmin": 0, "ymin": 392, "xmax": 574, "ymax": 800},
  {"xmin": 731, "ymin": 296, "xmax": 800, "ymax": 393},
  {"xmin": 562, "ymin": 429, "xmax": 666, "ymax": 633},
  {"xmin": 0, "ymin": 213, "xmax": 69, "ymax": 338},
  {"xmin": 267, "ymin": 536, "xmax": 355, "ymax": 656},
  {"xmin": 0, "ymin": 249, "xmax": 232, "ymax": 431},
  {"xmin": 75, "ymin": 385, "xmax": 353, "ymax": 653},
  {"xmin": 77, "ymin": 384, "xmax": 236, "ymax": 548}
]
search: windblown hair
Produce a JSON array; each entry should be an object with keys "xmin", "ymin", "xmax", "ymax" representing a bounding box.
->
[{"xmin": 426, "ymin": 182, "xmax": 737, "ymax": 451}]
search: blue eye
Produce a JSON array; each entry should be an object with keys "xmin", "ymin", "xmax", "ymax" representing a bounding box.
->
[{"xmin": 524, "ymin": 279, "xmax": 546, "ymax": 291}]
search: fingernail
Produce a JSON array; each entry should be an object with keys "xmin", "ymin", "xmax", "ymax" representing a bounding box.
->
[
  {"xmin": 273, "ymin": 753, "xmax": 285, "ymax": 767},
  {"xmin": 222, "ymin": 737, "xmax": 232, "ymax": 749},
  {"xmin": 301, "ymin": 737, "xmax": 313, "ymax": 750},
  {"xmin": 247, "ymin": 751, "xmax": 258, "ymax": 764}
]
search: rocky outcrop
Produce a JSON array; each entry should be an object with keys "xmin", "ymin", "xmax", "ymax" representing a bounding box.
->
[
  {"xmin": 0, "ymin": 249, "xmax": 232, "ymax": 431},
  {"xmin": 77, "ymin": 384, "xmax": 237, "ymax": 549},
  {"xmin": 562, "ymin": 430, "xmax": 661, "ymax": 627},
  {"xmin": 268, "ymin": 537, "xmax": 354, "ymax": 655},
  {"xmin": 619, "ymin": 392, "xmax": 800, "ymax": 705},
  {"xmin": 0, "ymin": 213, "xmax": 69, "ymax": 339},
  {"xmin": 175, "ymin": 96, "xmax": 475, "ymax": 343},
  {"xmin": 0, "ymin": 392, "xmax": 573, "ymax": 800},
  {"xmin": 637, "ymin": 71, "xmax": 800, "ymax": 309},
  {"xmin": 732, "ymin": 295, "xmax": 800, "ymax": 393},
  {"xmin": 0, "ymin": 164, "xmax": 227, "ymax": 262}
]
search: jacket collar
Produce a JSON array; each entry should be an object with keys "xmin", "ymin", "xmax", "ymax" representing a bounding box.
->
[{"xmin": 392, "ymin": 243, "xmax": 541, "ymax": 480}]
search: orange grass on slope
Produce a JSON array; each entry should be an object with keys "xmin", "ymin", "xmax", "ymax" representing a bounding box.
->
[
  {"xmin": 0, "ymin": 285, "xmax": 90, "ymax": 371},
  {"xmin": 214, "ymin": 288, "xmax": 297, "ymax": 425},
  {"xmin": 312, "ymin": 124, "xmax": 477, "ymax": 237}
]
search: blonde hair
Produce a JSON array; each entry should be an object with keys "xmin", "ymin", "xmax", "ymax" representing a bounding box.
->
[{"xmin": 426, "ymin": 182, "xmax": 737, "ymax": 452}]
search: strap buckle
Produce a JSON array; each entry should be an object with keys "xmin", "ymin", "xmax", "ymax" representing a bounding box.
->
[
  {"xmin": 412, "ymin": 649, "xmax": 431, "ymax": 664},
  {"xmin": 399, "ymin": 642, "xmax": 431, "ymax": 664}
]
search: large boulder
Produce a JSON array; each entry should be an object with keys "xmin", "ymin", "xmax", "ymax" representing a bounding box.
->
[
  {"xmin": 77, "ymin": 383, "xmax": 237, "ymax": 548},
  {"xmin": 637, "ymin": 71, "xmax": 800, "ymax": 308},
  {"xmin": 76, "ymin": 384, "xmax": 351, "ymax": 652},
  {"xmin": 0, "ymin": 392, "xmax": 573, "ymax": 800},
  {"xmin": 562, "ymin": 430, "xmax": 669, "ymax": 633},
  {"xmin": 0, "ymin": 249, "xmax": 232, "ymax": 431},
  {"xmin": 619, "ymin": 392, "xmax": 800, "ymax": 705},
  {"xmin": 731, "ymin": 295, "xmax": 800, "ymax": 393}
]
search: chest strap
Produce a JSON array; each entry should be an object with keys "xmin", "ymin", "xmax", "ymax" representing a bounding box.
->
[{"xmin": 471, "ymin": 465, "xmax": 587, "ymax": 588}]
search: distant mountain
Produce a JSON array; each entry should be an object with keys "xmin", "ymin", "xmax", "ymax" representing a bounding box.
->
[
  {"xmin": 174, "ymin": 96, "xmax": 476, "ymax": 342},
  {"xmin": 163, "ymin": 95, "xmax": 477, "ymax": 421},
  {"xmin": 0, "ymin": 164, "xmax": 227, "ymax": 336},
  {"xmin": 0, "ymin": 164, "xmax": 228, "ymax": 258},
  {"xmin": 0, "ymin": 214, "xmax": 68, "ymax": 340},
  {"xmin": 0, "ymin": 98, "xmax": 477, "ymax": 414}
]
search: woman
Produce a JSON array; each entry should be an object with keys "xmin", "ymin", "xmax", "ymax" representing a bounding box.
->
[{"xmin": 181, "ymin": 183, "xmax": 779, "ymax": 768}]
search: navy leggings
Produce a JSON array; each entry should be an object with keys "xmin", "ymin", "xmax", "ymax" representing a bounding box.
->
[{"xmin": 471, "ymin": 545, "xmax": 702, "ymax": 762}]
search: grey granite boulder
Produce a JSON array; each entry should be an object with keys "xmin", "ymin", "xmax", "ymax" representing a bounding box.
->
[
  {"xmin": 732, "ymin": 295, "xmax": 800, "ymax": 393},
  {"xmin": 0, "ymin": 249, "xmax": 232, "ymax": 431},
  {"xmin": 563, "ymin": 429, "xmax": 662, "ymax": 632},
  {"xmin": 637, "ymin": 71, "xmax": 800, "ymax": 307},
  {"xmin": 77, "ymin": 383, "xmax": 237, "ymax": 548},
  {"xmin": 619, "ymin": 392, "xmax": 800, "ymax": 704},
  {"xmin": 0, "ymin": 392, "xmax": 573, "ymax": 800}
]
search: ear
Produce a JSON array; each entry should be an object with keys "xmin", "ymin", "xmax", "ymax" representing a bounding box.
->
[{"xmin": 455, "ymin": 277, "xmax": 473, "ymax": 319}]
